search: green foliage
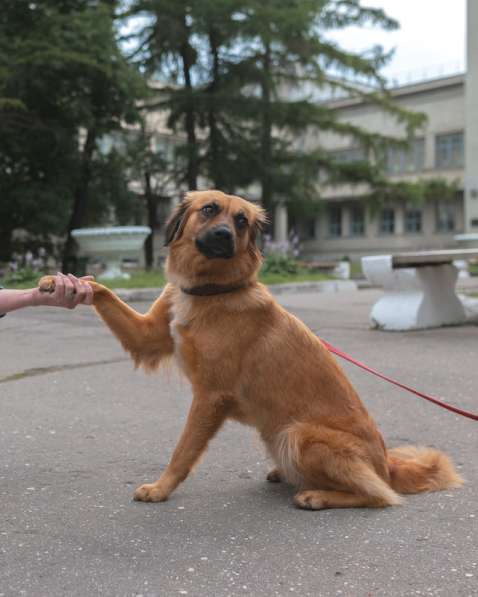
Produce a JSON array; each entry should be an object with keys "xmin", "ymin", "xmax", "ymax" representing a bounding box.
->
[
  {"xmin": 2, "ymin": 0, "xmax": 433, "ymax": 263},
  {"xmin": 367, "ymin": 177, "xmax": 460, "ymax": 213},
  {"xmin": 0, "ymin": 0, "xmax": 145, "ymax": 261},
  {"xmin": 98, "ymin": 269, "xmax": 167, "ymax": 289},
  {"xmin": 1, "ymin": 267, "xmax": 39, "ymax": 288},
  {"xmin": 261, "ymin": 253, "xmax": 301, "ymax": 276}
]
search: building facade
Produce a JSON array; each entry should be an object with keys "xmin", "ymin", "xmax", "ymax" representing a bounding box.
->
[{"xmin": 294, "ymin": 74, "xmax": 467, "ymax": 262}]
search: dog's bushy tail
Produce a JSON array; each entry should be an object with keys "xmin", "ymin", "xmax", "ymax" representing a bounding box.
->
[{"xmin": 387, "ymin": 446, "xmax": 463, "ymax": 494}]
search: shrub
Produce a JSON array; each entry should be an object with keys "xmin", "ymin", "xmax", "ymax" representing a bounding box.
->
[
  {"xmin": 261, "ymin": 253, "xmax": 300, "ymax": 276},
  {"xmin": 1, "ymin": 267, "xmax": 38, "ymax": 287}
]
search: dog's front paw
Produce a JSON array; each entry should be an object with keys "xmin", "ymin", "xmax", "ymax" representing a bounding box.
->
[
  {"xmin": 133, "ymin": 483, "xmax": 169, "ymax": 503},
  {"xmin": 38, "ymin": 275, "xmax": 56, "ymax": 293}
]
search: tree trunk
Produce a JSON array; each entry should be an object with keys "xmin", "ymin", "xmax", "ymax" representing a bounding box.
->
[
  {"xmin": 143, "ymin": 169, "xmax": 156, "ymax": 270},
  {"xmin": 0, "ymin": 225, "xmax": 13, "ymax": 263},
  {"xmin": 62, "ymin": 128, "xmax": 97, "ymax": 272},
  {"xmin": 208, "ymin": 27, "xmax": 223, "ymax": 190},
  {"xmin": 260, "ymin": 41, "xmax": 273, "ymax": 215},
  {"xmin": 180, "ymin": 17, "xmax": 198, "ymax": 191}
]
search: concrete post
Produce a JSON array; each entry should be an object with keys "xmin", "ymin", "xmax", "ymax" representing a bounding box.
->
[
  {"xmin": 341, "ymin": 204, "xmax": 351, "ymax": 238},
  {"xmin": 395, "ymin": 203, "xmax": 405, "ymax": 236},
  {"xmin": 465, "ymin": 0, "xmax": 478, "ymax": 233},
  {"xmin": 424, "ymin": 133, "xmax": 435, "ymax": 171},
  {"xmin": 274, "ymin": 203, "xmax": 288, "ymax": 243}
]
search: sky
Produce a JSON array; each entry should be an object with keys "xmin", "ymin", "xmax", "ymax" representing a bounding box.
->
[{"xmin": 327, "ymin": 0, "xmax": 466, "ymax": 86}]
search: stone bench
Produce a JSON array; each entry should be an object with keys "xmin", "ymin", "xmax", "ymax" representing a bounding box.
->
[{"xmin": 361, "ymin": 249, "xmax": 478, "ymax": 330}]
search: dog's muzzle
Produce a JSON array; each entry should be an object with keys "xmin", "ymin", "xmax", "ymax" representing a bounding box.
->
[{"xmin": 196, "ymin": 225, "xmax": 235, "ymax": 259}]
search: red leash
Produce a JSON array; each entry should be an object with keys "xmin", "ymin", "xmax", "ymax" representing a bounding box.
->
[{"xmin": 321, "ymin": 339, "xmax": 478, "ymax": 422}]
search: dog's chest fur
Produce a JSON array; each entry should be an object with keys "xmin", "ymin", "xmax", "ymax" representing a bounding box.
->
[
  {"xmin": 168, "ymin": 293, "xmax": 192, "ymax": 364},
  {"xmin": 168, "ymin": 293, "xmax": 220, "ymax": 371},
  {"xmin": 167, "ymin": 291, "xmax": 247, "ymax": 388}
]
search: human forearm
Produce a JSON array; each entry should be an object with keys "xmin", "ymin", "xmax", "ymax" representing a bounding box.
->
[
  {"xmin": 2, "ymin": 273, "xmax": 94, "ymax": 315},
  {"xmin": 0, "ymin": 288, "xmax": 38, "ymax": 314}
]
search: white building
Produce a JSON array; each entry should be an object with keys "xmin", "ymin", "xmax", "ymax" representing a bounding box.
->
[
  {"xmin": 294, "ymin": 73, "xmax": 467, "ymax": 262},
  {"xmin": 280, "ymin": 0, "xmax": 478, "ymax": 263}
]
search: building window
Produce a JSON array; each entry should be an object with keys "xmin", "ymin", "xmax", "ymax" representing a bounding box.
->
[
  {"xmin": 330, "ymin": 147, "xmax": 367, "ymax": 164},
  {"xmin": 350, "ymin": 206, "xmax": 365, "ymax": 236},
  {"xmin": 327, "ymin": 206, "xmax": 342, "ymax": 238},
  {"xmin": 436, "ymin": 201, "xmax": 456, "ymax": 232},
  {"xmin": 379, "ymin": 208, "xmax": 395, "ymax": 235},
  {"xmin": 405, "ymin": 208, "xmax": 422, "ymax": 233},
  {"xmin": 386, "ymin": 139, "xmax": 425, "ymax": 175},
  {"xmin": 435, "ymin": 132, "xmax": 464, "ymax": 169},
  {"xmin": 326, "ymin": 147, "xmax": 367, "ymax": 182}
]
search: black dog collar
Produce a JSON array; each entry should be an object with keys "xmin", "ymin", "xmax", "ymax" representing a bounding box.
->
[{"xmin": 181, "ymin": 282, "xmax": 248, "ymax": 297}]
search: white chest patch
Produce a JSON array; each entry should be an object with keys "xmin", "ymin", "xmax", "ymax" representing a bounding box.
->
[{"xmin": 169, "ymin": 293, "xmax": 194, "ymax": 363}]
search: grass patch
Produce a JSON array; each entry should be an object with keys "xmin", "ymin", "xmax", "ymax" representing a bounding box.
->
[
  {"xmin": 2, "ymin": 268, "xmax": 332, "ymax": 290},
  {"xmin": 349, "ymin": 261, "xmax": 363, "ymax": 278},
  {"xmin": 0, "ymin": 268, "xmax": 39, "ymax": 289},
  {"xmin": 99, "ymin": 270, "xmax": 167, "ymax": 289},
  {"xmin": 259, "ymin": 271, "xmax": 331, "ymax": 285},
  {"xmin": 102, "ymin": 268, "xmax": 331, "ymax": 288}
]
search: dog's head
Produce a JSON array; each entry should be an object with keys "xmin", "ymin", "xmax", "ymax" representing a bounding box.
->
[{"xmin": 164, "ymin": 190, "xmax": 267, "ymax": 286}]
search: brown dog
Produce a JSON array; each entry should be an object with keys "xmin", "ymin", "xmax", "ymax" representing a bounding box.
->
[{"xmin": 39, "ymin": 190, "xmax": 463, "ymax": 509}]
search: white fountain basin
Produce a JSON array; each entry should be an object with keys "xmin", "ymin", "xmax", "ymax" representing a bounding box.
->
[{"xmin": 72, "ymin": 226, "xmax": 151, "ymax": 279}]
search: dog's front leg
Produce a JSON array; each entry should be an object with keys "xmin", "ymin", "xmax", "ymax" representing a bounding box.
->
[
  {"xmin": 91, "ymin": 282, "xmax": 175, "ymax": 368},
  {"xmin": 134, "ymin": 394, "xmax": 230, "ymax": 502},
  {"xmin": 38, "ymin": 276, "xmax": 175, "ymax": 368}
]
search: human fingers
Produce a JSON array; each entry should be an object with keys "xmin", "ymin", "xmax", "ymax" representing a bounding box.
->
[
  {"xmin": 59, "ymin": 273, "xmax": 76, "ymax": 308},
  {"xmin": 53, "ymin": 272, "xmax": 66, "ymax": 305},
  {"xmin": 83, "ymin": 280, "xmax": 94, "ymax": 305},
  {"xmin": 68, "ymin": 274, "xmax": 85, "ymax": 307},
  {"xmin": 80, "ymin": 275, "xmax": 95, "ymax": 281}
]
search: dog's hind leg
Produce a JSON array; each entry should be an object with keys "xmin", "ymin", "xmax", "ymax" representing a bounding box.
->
[
  {"xmin": 277, "ymin": 423, "xmax": 402, "ymax": 510},
  {"xmin": 294, "ymin": 489, "xmax": 389, "ymax": 510},
  {"xmin": 134, "ymin": 393, "xmax": 230, "ymax": 503},
  {"xmin": 266, "ymin": 468, "xmax": 283, "ymax": 483}
]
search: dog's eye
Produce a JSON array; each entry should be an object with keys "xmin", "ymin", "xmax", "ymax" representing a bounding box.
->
[
  {"xmin": 235, "ymin": 214, "xmax": 248, "ymax": 230},
  {"xmin": 201, "ymin": 203, "xmax": 217, "ymax": 217}
]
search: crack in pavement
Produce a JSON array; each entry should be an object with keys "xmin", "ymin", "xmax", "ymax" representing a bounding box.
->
[{"xmin": 0, "ymin": 357, "xmax": 129, "ymax": 384}]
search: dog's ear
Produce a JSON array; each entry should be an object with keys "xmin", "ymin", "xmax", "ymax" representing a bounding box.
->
[
  {"xmin": 250, "ymin": 206, "xmax": 268, "ymax": 243},
  {"xmin": 164, "ymin": 195, "xmax": 193, "ymax": 246}
]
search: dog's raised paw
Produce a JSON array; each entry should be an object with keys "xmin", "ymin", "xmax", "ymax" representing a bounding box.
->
[
  {"xmin": 38, "ymin": 275, "xmax": 56, "ymax": 293},
  {"xmin": 133, "ymin": 483, "xmax": 169, "ymax": 503}
]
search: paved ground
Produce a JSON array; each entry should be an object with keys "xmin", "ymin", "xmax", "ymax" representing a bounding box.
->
[{"xmin": 0, "ymin": 288, "xmax": 477, "ymax": 597}]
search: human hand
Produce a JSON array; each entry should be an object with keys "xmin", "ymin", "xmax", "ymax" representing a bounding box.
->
[{"xmin": 34, "ymin": 273, "xmax": 94, "ymax": 309}]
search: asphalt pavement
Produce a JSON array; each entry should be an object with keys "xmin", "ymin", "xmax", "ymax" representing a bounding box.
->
[{"xmin": 1, "ymin": 287, "xmax": 477, "ymax": 597}]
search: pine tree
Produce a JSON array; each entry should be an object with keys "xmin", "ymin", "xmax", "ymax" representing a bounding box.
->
[
  {"xmin": 220, "ymin": 0, "xmax": 425, "ymax": 220},
  {"xmin": 121, "ymin": 0, "xmax": 425, "ymax": 232},
  {"xmin": 0, "ymin": 0, "xmax": 145, "ymax": 265},
  {"xmin": 121, "ymin": 0, "xmax": 202, "ymax": 190}
]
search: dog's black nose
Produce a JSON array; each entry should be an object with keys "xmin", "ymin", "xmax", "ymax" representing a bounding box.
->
[
  {"xmin": 211, "ymin": 226, "xmax": 232, "ymax": 241},
  {"xmin": 196, "ymin": 225, "xmax": 235, "ymax": 259}
]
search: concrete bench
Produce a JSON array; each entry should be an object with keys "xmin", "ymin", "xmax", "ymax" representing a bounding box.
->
[{"xmin": 361, "ymin": 249, "xmax": 478, "ymax": 330}]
